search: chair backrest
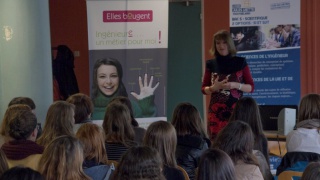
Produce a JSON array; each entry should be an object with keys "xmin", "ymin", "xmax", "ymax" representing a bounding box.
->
[
  {"xmin": 278, "ymin": 170, "xmax": 303, "ymax": 180},
  {"xmin": 177, "ymin": 165, "xmax": 190, "ymax": 180}
]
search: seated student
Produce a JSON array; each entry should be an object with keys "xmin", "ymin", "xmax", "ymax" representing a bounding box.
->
[
  {"xmin": 110, "ymin": 96, "xmax": 146, "ymax": 144},
  {"xmin": 103, "ymin": 102, "xmax": 137, "ymax": 161},
  {"xmin": 0, "ymin": 149, "xmax": 8, "ymax": 176},
  {"xmin": 8, "ymin": 97, "xmax": 36, "ymax": 114},
  {"xmin": 1, "ymin": 110, "xmax": 43, "ymax": 171},
  {"xmin": 39, "ymin": 135, "xmax": 90, "ymax": 180},
  {"xmin": 0, "ymin": 166, "xmax": 44, "ymax": 180},
  {"xmin": 197, "ymin": 148, "xmax": 236, "ymax": 180},
  {"xmin": 300, "ymin": 162, "xmax": 320, "ymax": 180},
  {"xmin": 36, "ymin": 101, "xmax": 75, "ymax": 147},
  {"xmin": 110, "ymin": 146, "xmax": 165, "ymax": 180},
  {"xmin": 212, "ymin": 121, "xmax": 264, "ymax": 180},
  {"xmin": 7, "ymin": 97, "xmax": 42, "ymax": 138},
  {"xmin": 143, "ymin": 121, "xmax": 184, "ymax": 180},
  {"xmin": 171, "ymin": 102, "xmax": 211, "ymax": 180},
  {"xmin": 229, "ymin": 97, "xmax": 273, "ymax": 180},
  {"xmin": 66, "ymin": 93, "xmax": 94, "ymax": 133},
  {"xmin": 0, "ymin": 104, "xmax": 31, "ymax": 146},
  {"xmin": 286, "ymin": 94, "xmax": 320, "ymax": 154},
  {"xmin": 76, "ymin": 123, "xmax": 112, "ymax": 180}
]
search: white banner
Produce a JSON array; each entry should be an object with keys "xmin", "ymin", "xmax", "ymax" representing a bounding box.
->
[{"xmin": 86, "ymin": 0, "xmax": 168, "ymax": 126}]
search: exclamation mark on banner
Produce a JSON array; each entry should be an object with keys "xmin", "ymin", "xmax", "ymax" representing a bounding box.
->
[{"xmin": 159, "ymin": 31, "xmax": 161, "ymax": 44}]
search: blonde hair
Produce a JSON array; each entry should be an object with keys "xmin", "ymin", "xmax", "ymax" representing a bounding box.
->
[
  {"xmin": 0, "ymin": 104, "xmax": 31, "ymax": 136},
  {"xmin": 143, "ymin": 121, "xmax": 178, "ymax": 167},
  {"xmin": 39, "ymin": 135, "xmax": 90, "ymax": 180},
  {"xmin": 209, "ymin": 30, "xmax": 237, "ymax": 57},
  {"xmin": 36, "ymin": 101, "xmax": 75, "ymax": 147},
  {"xmin": 76, "ymin": 123, "xmax": 108, "ymax": 165},
  {"xmin": 298, "ymin": 94, "xmax": 320, "ymax": 122},
  {"xmin": 102, "ymin": 102, "xmax": 135, "ymax": 146}
]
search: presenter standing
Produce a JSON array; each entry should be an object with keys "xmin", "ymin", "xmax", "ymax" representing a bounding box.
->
[{"xmin": 201, "ymin": 30, "xmax": 254, "ymax": 141}]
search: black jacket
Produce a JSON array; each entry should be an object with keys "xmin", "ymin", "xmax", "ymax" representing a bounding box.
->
[{"xmin": 175, "ymin": 135, "xmax": 210, "ymax": 180}]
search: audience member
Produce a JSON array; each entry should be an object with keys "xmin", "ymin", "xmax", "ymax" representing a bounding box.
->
[
  {"xmin": 7, "ymin": 97, "xmax": 42, "ymax": 138},
  {"xmin": 8, "ymin": 97, "xmax": 36, "ymax": 114},
  {"xmin": 1, "ymin": 110, "xmax": 43, "ymax": 171},
  {"xmin": 0, "ymin": 104, "xmax": 31, "ymax": 146},
  {"xmin": 76, "ymin": 123, "xmax": 112, "ymax": 180},
  {"xmin": 229, "ymin": 97, "xmax": 270, "ymax": 164},
  {"xmin": 110, "ymin": 96, "xmax": 146, "ymax": 144},
  {"xmin": 212, "ymin": 121, "xmax": 263, "ymax": 180},
  {"xmin": 300, "ymin": 162, "xmax": 320, "ymax": 180},
  {"xmin": 102, "ymin": 102, "xmax": 137, "ymax": 161},
  {"xmin": 197, "ymin": 148, "xmax": 235, "ymax": 180},
  {"xmin": 66, "ymin": 93, "xmax": 94, "ymax": 133},
  {"xmin": 39, "ymin": 135, "xmax": 90, "ymax": 180},
  {"xmin": 171, "ymin": 102, "xmax": 210, "ymax": 180},
  {"xmin": 36, "ymin": 101, "xmax": 75, "ymax": 147},
  {"xmin": 111, "ymin": 146, "xmax": 165, "ymax": 180},
  {"xmin": 0, "ymin": 149, "xmax": 8, "ymax": 176},
  {"xmin": 143, "ymin": 121, "xmax": 184, "ymax": 180},
  {"xmin": 286, "ymin": 93, "xmax": 320, "ymax": 154},
  {"xmin": 0, "ymin": 166, "xmax": 44, "ymax": 180}
]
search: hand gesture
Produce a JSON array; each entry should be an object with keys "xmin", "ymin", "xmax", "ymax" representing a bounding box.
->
[{"xmin": 131, "ymin": 74, "xmax": 159, "ymax": 100}]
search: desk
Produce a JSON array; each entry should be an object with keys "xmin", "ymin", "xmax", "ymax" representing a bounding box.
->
[
  {"xmin": 264, "ymin": 131, "xmax": 287, "ymax": 157},
  {"xmin": 264, "ymin": 131, "xmax": 286, "ymax": 141}
]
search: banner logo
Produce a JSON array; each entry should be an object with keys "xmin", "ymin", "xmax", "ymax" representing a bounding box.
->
[{"xmin": 103, "ymin": 10, "xmax": 153, "ymax": 22}]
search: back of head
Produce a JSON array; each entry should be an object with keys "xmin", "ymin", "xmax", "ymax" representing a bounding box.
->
[
  {"xmin": 8, "ymin": 97, "xmax": 36, "ymax": 110},
  {"xmin": 39, "ymin": 135, "xmax": 89, "ymax": 180},
  {"xmin": 66, "ymin": 93, "xmax": 93, "ymax": 124},
  {"xmin": 37, "ymin": 101, "xmax": 75, "ymax": 147},
  {"xmin": 229, "ymin": 97, "xmax": 263, "ymax": 137},
  {"xmin": 102, "ymin": 102, "xmax": 134, "ymax": 144},
  {"xmin": 301, "ymin": 162, "xmax": 320, "ymax": 180},
  {"xmin": 0, "ymin": 166, "xmax": 44, "ymax": 180},
  {"xmin": 8, "ymin": 110, "xmax": 37, "ymax": 140},
  {"xmin": 111, "ymin": 146, "xmax": 165, "ymax": 180},
  {"xmin": 1, "ymin": 104, "xmax": 31, "ymax": 136},
  {"xmin": 197, "ymin": 148, "xmax": 236, "ymax": 180},
  {"xmin": 76, "ymin": 123, "xmax": 108, "ymax": 164},
  {"xmin": 143, "ymin": 121, "xmax": 177, "ymax": 167},
  {"xmin": 298, "ymin": 94, "xmax": 320, "ymax": 122},
  {"xmin": 213, "ymin": 121, "xmax": 256, "ymax": 165},
  {"xmin": 109, "ymin": 96, "xmax": 139, "ymax": 127},
  {"xmin": 171, "ymin": 102, "xmax": 207, "ymax": 138}
]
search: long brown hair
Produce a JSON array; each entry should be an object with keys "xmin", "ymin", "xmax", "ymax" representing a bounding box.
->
[
  {"xmin": 298, "ymin": 93, "xmax": 320, "ymax": 122},
  {"xmin": 197, "ymin": 148, "xmax": 236, "ymax": 180},
  {"xmin": 36, "ymin": 101, "xmax": 75, "ymax": 147},
  {"xmin": 143, "ymin": 121, "xmax": 177, "ymax": 167},
  {"xmin": 39, "ymin": 135, "xmax": 90, "ymax": 180},
  {"xmin": 102, "ymin": 102, "xmax": 135, "ymax": 146},
  {"xmin": 171, "ymin": 102, "xmax": 208, "ymax": 138},
  {"xmin": 111, "ymin": 146, "xmax": 165, "ymax": 180},
  {"xmin": 76, "ymin": 123, "xmax": 108, "ymax": 165},
  {"xmin": 212, "ymin": 121, "xmax": 258, "ymax": 166}
]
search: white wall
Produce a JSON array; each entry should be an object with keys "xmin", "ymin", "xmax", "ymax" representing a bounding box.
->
[{"xmin": 0, "ymin": 0, "xmax": 52, "ymax": 125}]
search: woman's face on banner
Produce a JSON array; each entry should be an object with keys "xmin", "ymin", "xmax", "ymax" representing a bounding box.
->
[{"xmin": 97, "ymin": 65, "xmax": 119, "ymax": 96}]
